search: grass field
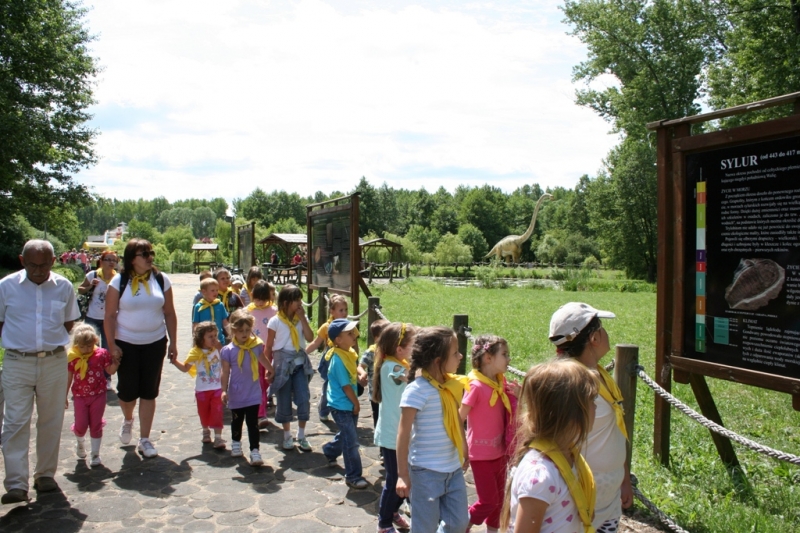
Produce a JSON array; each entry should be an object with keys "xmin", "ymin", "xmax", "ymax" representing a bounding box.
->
[{"xmin": 357, "ymin": 278, "xmax": 800, "ymax": 533}]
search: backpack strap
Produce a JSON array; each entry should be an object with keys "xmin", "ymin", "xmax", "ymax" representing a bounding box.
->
[{"xmin": 119, "ymin": 270, "xmax": 165, "ymax": 298}]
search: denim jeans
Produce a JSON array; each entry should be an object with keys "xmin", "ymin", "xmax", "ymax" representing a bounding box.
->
[
  {"xmin": 322, "ymin": 409, "xmax": 363, "ymax": 483},
  {"xmin": 274, "ymin": 364, "xmax": 311, "ymax": 424},
  {"xmin": 409, "ymin": 465, "xmax": 469, "ymax": 533},
  {"xmin": 378, "ymin": 447, "xmax": 405, "ymax": 528}
]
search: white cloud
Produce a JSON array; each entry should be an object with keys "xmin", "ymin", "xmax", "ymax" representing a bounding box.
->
[{"xmin": 79, "ymin": 0, "xmax": 618, "ymax": 202}]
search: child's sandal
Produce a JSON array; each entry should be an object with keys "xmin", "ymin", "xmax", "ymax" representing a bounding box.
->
[{"xmin": 201, "ymin": 429, "xmax": 212, "ymax": 443}]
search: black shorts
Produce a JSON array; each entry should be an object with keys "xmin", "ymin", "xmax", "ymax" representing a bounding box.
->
[{"xmin": 116, "ymin": 337, "xmax": 168, "ymax": 401}]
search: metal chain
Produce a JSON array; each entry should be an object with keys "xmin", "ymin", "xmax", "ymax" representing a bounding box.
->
[
  {"xmin": 636, "ymin": 366, "xmax": 800, "ymax": 465},
  {"xmin": 630, "ymin": 474, "xmax": 691, "ymax": 533}
]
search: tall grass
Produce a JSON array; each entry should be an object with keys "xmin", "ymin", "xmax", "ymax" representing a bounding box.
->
[{"xmin": 361, "ymin": 278, "xmax": 800, "ymax": 533}]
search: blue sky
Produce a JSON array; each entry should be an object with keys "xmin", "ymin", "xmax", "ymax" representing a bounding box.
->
[{"xmin": 78, "ymin": 0, "xmax": 619, "ymax": 203}]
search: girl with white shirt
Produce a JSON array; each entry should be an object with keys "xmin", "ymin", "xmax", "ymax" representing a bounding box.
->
[{"xmin": 264, "ymin": 284, "xmax": 314, "ymax": 452}]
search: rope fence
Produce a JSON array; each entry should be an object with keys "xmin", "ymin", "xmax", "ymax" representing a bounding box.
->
[
  {"xmin": 300, "ymin": 295, "xmax": 320, "ymax": 307},
  {"xmin": 630, "ymin": 474, "xmax": 690, "ymax": 533}
]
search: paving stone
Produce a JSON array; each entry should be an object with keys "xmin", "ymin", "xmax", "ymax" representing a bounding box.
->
[
  {"xmin": 345, "ymin": 487, "xmax": 379, "ymax": 506},
  {"xmin": 167, "ymin": 514, "xmax": 194, "ymax": 526},
  {"xmin": 192, "ymin": 510, "xmax": 213, "ymax": 519},
  {"xmin": 114, "ymin": 472, "xmax": 172, "ymax": 492},
  {"xmin": 206, "ymin": 492, "xmax": 255, "ymax": 512},
  {"xmin": 182, "ymin": 520, "xmax": 216, "ymax": 533},
  {"xmin": 162, "ymin": 482, "xmax": 200, "ymax": 497},
  {"xmin": 258, "ymin": 487, "xmax": 327, "ymax": 516},
  {"xmin": 315, "ymin": 504, "xmax": 375, "ymax": 527},
  {"xmin": 168, "ymin": 505, "xmax": 194, "ymax": 515},
  {"xmin": 216, "ymin": 512, "xmax": 259, "ymax": 526},
  {"xmin": 22, "ymin": 519, "xmax": 82, "ymax": 533},
  {"xmin": 260, "ymin": 519, "xmax": 331, "ymax": 533},
  {"xmin": 73, "ymin": 496, "xmax": 141, "ymax": 522},
  {"xmin": 121, "ymin": 518, "xmax": 147, "ymax": 527},
  {"xmin": 115, "ymin": 528, "xmax": 157, "ymax": 533}
]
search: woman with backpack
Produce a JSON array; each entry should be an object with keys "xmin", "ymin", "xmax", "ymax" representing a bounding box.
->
[
  {"xmin": 78, "ymin": 250, "xmax": 119, "ymax": 390},
  {"xmin": 104, "ymin": 239, "xmax": 178, "ymax": 459}
]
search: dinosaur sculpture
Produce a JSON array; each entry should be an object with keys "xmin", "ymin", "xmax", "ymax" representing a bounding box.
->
[{"xmin": 485, "ymin": 193, "xmax": 552, "ymax": 264}]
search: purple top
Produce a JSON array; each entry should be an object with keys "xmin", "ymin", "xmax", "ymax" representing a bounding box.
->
[{"xmin": 220, "ymin": 343, "xmax": 264, "ymax": 409}]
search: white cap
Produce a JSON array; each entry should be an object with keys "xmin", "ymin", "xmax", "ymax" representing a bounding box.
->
[{"xmin": 548, "ymin": 302, "xmax": 615, "ymax": 346}]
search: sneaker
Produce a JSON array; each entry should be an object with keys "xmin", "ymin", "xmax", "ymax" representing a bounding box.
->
[
  {"xmin": 201, "ymin": 429, "xmax": 212, "ymax": 443},
  {"xmin": 250, "ymin": 449, "xmax": 264, "ymax": 466},
  {"xmin": 76, "ymin": 439, "xmax": 87, "ymax": 458},
  {"xmin": 258, "ymin": 418, "xmax": 270, "ymax": 429},
  {"xmin": 325, "ymin": 454, "xmax": 338, "ymax": 467},
  {"xmin": 90, "ymin": 454, "xmax": 102, "ymax": 467},
  {"xmin": 119, "ymin": 419, "xmax": 133, "ymax": 445},
  {"xmin": 345, "ymin": 478, "xmax": 369, "ymax": 490},
  {"xmin": 137, "ymin": 438, "xmax": 158, "ymax": 458},
  {"xmin": 282, "ymin": 436, "xmax": 295, "ymax": 450},
  {"xmin": 296, "ymin": 437, "xmax": 312, "ymax": 452},
  {"xmin": 392, "ymin": 512, "xmax": 410, "ymax": 530},
  {"xmin": 377, "ymin": 527, "xmax": 397, "ymax": 533},
  {"xmin": 319, "ymin": 413, "xmax": 330, "ymax": 421},
  {"xmin": 231, "ymin": 441, "xmax": 243, "ymax": 457},
  {"xmin": 213, "ymin": 437, "xmax": 227, "ymax": 449}
]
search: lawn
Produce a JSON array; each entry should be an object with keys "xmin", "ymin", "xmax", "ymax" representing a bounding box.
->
[{"xmin": 356, "ymin": 278, "xmax": 800, "ymax": 533}]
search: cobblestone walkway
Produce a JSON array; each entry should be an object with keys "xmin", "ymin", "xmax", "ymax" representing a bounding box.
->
[{"xmin": 0, "ymin": 273, "xmax": 478, "ymax": 533}]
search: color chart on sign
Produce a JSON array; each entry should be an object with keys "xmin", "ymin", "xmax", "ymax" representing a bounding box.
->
[{"xmin": 696, "ymin": 181, "xmax": 706, "ymax": 353}]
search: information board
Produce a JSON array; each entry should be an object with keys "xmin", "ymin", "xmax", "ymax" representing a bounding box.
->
[
  {"xmin": 307, "ymin": 195, "xmax": 359, "ymax": 297},
  {"xmin": 238, "ymin": 222, "xmax": 255, "ymax": 272},
  {"xmin": 684, "ymin": 135, "xmax": 800, "ymax": 379}
]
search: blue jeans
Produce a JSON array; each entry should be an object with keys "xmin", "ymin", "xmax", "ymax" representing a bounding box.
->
[
  {"xmin": 379, "ymin": 448, "xmax": 405, "ymax": 528},
  {"xmin": 409, "ymin": 465, "xmax": 469, "ymax": 533},
  {"xmin": 322, "ymin": 409, "xmax": 363, "ymax": 483},
  {"xmin": 274, "ymin": 364, "xmax": 311, "ymax": 424}
]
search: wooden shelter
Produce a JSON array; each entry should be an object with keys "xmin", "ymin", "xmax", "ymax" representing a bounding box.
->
[
  {"xmin": 192, "ymin": 243, "xmax": 219, "ymax": 274},
  {"xmin": 359, "ymin": 237, "xmax": 404, "ymax": 263},
  {"xmin": 258, "ymin": 233, "xmax": 307, "ymax": 264}
]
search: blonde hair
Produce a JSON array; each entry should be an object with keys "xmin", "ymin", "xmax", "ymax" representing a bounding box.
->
[
  {"xmin": 200, "ymin": 278, "xmax": 219, "ymax": 291},
  {"xmin": 372, "ymin": 322, "xmax": 416, "ymax": 403},
  {"xmin": 328, "ymin": 294, "xmax": 348, "ymax": 319},
  {"xmin": 229, "ymin": 309, "xmax": 255, "ymax": 331},
  {"xmin": 499, "ymin": 359, "xmax": 598, "ymax": 530},
  {"xmin": 72, "ymin": 323, "xmax": 100, "ymax": 347}
]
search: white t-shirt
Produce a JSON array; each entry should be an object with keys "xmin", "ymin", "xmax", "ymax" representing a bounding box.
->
[
  {"xmin": 109, "ymin": 272, "xmax": 171, "ymax": 344},
  {"xmin": 399, "ymin": 377, "xmax": 461, "ymax": 473},
  {"xmin": 582, "ymin": 394, "xmax": 626, "ymax": 528},
  {"xmin": 188, "ymin": 349, "xmax": 223, "ymax": 392},
  {"xmin": 508, "ymin": 449, "xmax": 582, "ymax": 533},
  {"xmin": 267, "ymin": 314, "xmax": 307, "ymax": 352},
  {"xmin": 85, "ymin": 270, "xmax": 112, "ymax": 320}
]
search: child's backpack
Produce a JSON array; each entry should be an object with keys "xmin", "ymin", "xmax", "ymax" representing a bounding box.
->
[{"xmin": 77, "ymin": 279, "xmax": 96, "ymax": 321}]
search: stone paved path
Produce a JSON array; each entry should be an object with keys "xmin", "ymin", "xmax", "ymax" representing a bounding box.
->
[{"xmin": 0, "ymin": 273, "xmax": 479, "ymax": 533}]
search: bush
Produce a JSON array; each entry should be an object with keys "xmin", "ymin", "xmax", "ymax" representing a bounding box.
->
[
  {"xmin": 53, "ymin": 264, "xmax": 85, "ymax": 283},
  {"xmin": 474, "ymin": 265, "xmax": 499, "ymax": 288}
]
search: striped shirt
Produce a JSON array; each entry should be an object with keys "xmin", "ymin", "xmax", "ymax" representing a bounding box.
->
[{"xmin": 400, "ymin": 377, "xmax": 461, "ymax": 473}]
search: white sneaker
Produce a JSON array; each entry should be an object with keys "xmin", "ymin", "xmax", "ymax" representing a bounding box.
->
[
  {"xmin": 137, "ymin": 438, "xmax": 158, "ymax": 458},
  {"xmin": 76, "ymin": 438, "xmax": 87, "ymax": 458},
  {"xmin": 231, "ymin": 440, "xmax": 243, "ymax": 457},
  {"xmin": 282, "ymin": 436, "xmax": 295, "ymax": 450},
  {"xmin": 119, "ymin": 419, "xmax": 133, "ymax": 445},
  {"xmin": 250, "ymin": 449, "xmax": 263, "ymax": 466},
  {"xmin": 90, "ymin": 454, "xmax": 102, "ymax": 467}
]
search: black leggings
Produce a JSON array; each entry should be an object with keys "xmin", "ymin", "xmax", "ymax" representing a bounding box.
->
[{"xmin": 231, "ymin": 404, "xmax": 260, "ymax": 451}]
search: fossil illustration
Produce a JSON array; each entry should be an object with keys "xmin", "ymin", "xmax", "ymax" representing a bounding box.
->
[{"xmin": 724, "ymin": 258, "xmax": 785, "ymax": 310}]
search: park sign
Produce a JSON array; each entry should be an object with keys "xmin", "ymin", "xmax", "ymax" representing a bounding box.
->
[{"xmin": 648, "ymin": 91, "xmax": 800, "ymax": 468}]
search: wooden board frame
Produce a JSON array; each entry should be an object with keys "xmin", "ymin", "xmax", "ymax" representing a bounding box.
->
[
  {"xmin": 649, "ymin": 92, "xmax": 800, "ymax": 465},
  {"xmin": 237, "ymin": 221, "xmax": 256, "ymax": 273},
  {"xmin": 306, "ymin": 193, "xmax": 361, "ymax": 316}
]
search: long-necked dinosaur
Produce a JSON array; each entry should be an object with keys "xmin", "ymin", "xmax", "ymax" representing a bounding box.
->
[{"xmin": 485, "ymin": 193, "xmax": 552, "ymax": 263}]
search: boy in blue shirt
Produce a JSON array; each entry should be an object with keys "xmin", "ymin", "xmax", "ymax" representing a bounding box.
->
[
  {"xmin": 322, "ymin": 318, "xmax": 368, "ymax": 489},
  {"xmin": 192, "ymin": 278, "xmax": 229, "ymax": 345}
]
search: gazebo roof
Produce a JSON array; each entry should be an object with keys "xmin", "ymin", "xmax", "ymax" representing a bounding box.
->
[
  {"xmin": 360, "ymin": 237, "xmax": 403, "ymax": 248},
  {"xmin": 191, "ymin": 243, "xmax": 219, "ymax": 251},
  {"xmin": 258, "ymin": 233, "xmax": 307, "ymax": 245}
]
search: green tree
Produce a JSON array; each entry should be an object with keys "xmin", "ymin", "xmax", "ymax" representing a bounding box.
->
[
  {"xmin": 457, "ymin": 223, "xmax": 488, "ymax": 262},
  {"xmin": 127, "ymin": 220, "xmax": 161, "ymax": 244},
  {"xmin": 267, "ymin": 217, "xmax": 304, "ymax": 234},
  {"xmin": 434, "ymin": 233, "xmax": 472, "ymax": 264},
  {"xmin": 0, "ymin": 0, "xmax": 99, "ymax": 236},
  {"xmin": 458, "ymin": 185, "xmax": 510, "ymax": 248},
  {"xmin": 192, "ymin": 206, "xmax": 217, "ymax": 238},
  {"xmin": 405, "ymin": 224, "xmax": 441, "ymax": 254},
  {"xmin": 162, "ymin": 225, "xmax": 195, "ymax": 254}
]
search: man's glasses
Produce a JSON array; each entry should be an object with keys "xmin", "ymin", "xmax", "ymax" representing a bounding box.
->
[{"xmin": 135, "ymin": 251, "xmax": 156, "ymax": 259}]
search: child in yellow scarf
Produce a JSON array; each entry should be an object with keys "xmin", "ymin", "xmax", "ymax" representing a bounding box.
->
[
  {"xmin": 246, "ymin": 280, "xmax": 277, "ymax": 429},
  {"xmin": 66, "ymin": 324, "xmax": 119, "ymax": 467},
  {"xmin": 305, "ymin": 294, "xmax": 351, "ymax": 421},
  {"xmin": 396, "ymin": 326, "xmax": 469, "ymax": 533},
  {"xmin": 192, "ymin": 278, "xmax": 229, "ymax": 345},
  {"xmin": 171, "ymin": 322, "xmax": 227, "ymax": 449}
]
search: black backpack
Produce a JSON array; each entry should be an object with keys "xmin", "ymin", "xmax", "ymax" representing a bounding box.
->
[
  {"xmin": 119, "ymin": 270, "xmax": 166, "ymax": 298},
  {"xmin": 77, "ymin": 273, "xmax": 97, "ymax": 320}
]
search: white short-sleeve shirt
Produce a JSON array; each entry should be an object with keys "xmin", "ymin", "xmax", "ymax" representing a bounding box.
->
[
  {"xmin": 109, "ymin": 272, "xmax": 171, "ymax": 344},
  {"xmin": 267, "ymin": 314, "xmax": 307, "ymax": 352}
]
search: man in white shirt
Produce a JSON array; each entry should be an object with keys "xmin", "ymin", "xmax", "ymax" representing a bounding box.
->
[{"xmin": 0, "ymin": 240, "xmax": 80, "ymax": 504}]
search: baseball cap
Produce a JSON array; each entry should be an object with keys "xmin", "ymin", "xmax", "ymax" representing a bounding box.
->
[
  {"xmin": 230, "ymin": 274, "xmax": 245, "ymax": 286},
  {"xmin": 328, "ymin": 318, "xmax": 358, "ymax": 341},
  {"xmin": 549, "ymin": 302, "xmax": 615, "ymax": 346}
]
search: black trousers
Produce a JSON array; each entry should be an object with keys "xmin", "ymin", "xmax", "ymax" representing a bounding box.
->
[{"xmin": 231, "ymin": 404, "xmax": 260, "ymax": 451}]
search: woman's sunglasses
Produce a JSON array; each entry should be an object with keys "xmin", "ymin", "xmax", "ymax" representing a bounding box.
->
[{"xmin": 135, "ymin": 251, "xmax": 156, "ymax": 259}]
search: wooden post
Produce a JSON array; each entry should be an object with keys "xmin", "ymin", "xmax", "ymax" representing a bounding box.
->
[
  {"xmin": 389, "ymin": 262, "xmax": 394, "ymax": 283},
  {"xmin": 615, "ymin": 344, "xmax": 639, "ymax": 476},
  {"xmin": 317, "ymin": 287, "xmax": 328, "ymax": 329},
  {"xmin": 688, "ymin": 373, "xmax": 740, "ymax": 469},
  {"xmin": 367, "ymin": 296, "xmax": 380, "ymax": 345},
  {"xmin": 453, "ymin": 314, "xmax": 469, "ymax": 375}
]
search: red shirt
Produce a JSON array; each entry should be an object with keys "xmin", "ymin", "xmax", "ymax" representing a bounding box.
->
[{"xmin": 68, "ymin": 348, "xmax": 112, "ymax": 397}]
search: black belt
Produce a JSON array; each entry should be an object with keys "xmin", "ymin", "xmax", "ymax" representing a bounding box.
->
[{"xmin": 7, "ymin": 347, "xmax": 65, "ymax": 358}]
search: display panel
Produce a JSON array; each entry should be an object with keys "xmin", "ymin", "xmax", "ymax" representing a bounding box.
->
[
  {"xmin": 684, "ymin": 135, "xmax": 800, "ymax": 379},
  {"xmin": 309, "ymin": 207, "xmax": 352, "ymax": 293}
]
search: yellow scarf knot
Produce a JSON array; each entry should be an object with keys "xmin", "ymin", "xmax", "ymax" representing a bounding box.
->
[
  {"xmin": 247, "ymin": 301, "xmax": 274, "ymax": 311},
  {"xmin": 384, "ymin": 355, "xmax": 410, "ymax": 371},
  {"xmin": 421, "ymin": 369, "xmax": 468, "ymax": 463},
  {"xmin": 96, "ymin": 268, "xmax": 116, "ymax": 284},
  {"xmin": 331, "ymin": 346, "xmax": 359, "ymax": 385},
  {"xmin": 68, "ymin": 345, "xmax": 95, "ymax": 380},
  {"xmin": 233, "ymin": 336, "xmax": 264, "ymax": 381},
  {"xmin": 277, "ymin": 311, "xmax": 301, "ymax": 351},
  {"xmin": 595, "ymin": 364, "xmax": 628, "ymax": 440},
  {"xmin": 182, "ymin": 346, "xmax": 215, "ymax": 378},
  {"xmin": 130, "ymin": 271, "xmax": 151, "ymax": 296},
  {"xmin": 198, "ymin": 298, "xmax": 221, "ymax": 322},
  {"xmin": 529, "ymin": 439, "xmax": 596, "ymax": 533},
  {"xmin": 468, "ymin": 369, "xmax": 511, "ymax": 414}
]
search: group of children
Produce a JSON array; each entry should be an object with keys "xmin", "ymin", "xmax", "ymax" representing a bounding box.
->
[{"xmin": 65, "ymin": 267, "xmax": 630, "ymax": 533}]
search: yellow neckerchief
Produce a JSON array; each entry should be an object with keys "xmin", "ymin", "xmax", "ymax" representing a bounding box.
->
[
  {"xmin": 95, "ymin": 268, "xmax": 116, "ymax": 284},
  {"xmin": 247, "ymin": 301, "xmax": 274, "ymax": 311},
  {"xmin": 233, "ymin": 335, "xmax": 264, "ymax": 381},
  {"xmin": 383, "ymin": 355, "xmax": 410, "ymax": 370},
  {"xmin": 130, "ymin": 271, "xmax": 151, "ymax": 296},
  {"xmin": 528, "ymin": 439, "xmax": 595, "ymax": 533},
  {"xmin": 421, "ymin": 369, "xmax": 468, "ymax": 463},
  {"xmin": 68, "ymin": 345, "xmax": 95, "ymax": 380},
  {"xmin": 324, "ymin": 327, "xmax": 361, "ymax": 361},
  {"xmin": 183, "ymin": 346, "xmax": 215, "ymax": 378},
  {"xmin": 198, "ymin": 298, "xmax": 221, "ymax": 322},
  {"xmin": 325, "ymin": 315, "xmax": 334, "ymax": 349},
  {"xmin": 595, "ymin": 364, "xmax": 628, "ymax": 440},
  {"xmin": 277, "ymin": 310, "xmax": 301, "ymax": 350},
  {"xmin": 219, "ymin": 287, "xmax": 234, "ymax": 311},
  {"xmin": 331, "ymin": 346, "xmax": 359, "ymax": 385},
  {"xmin": 467, "ymin": 369, "xmax": 511, "ymax": 414}
]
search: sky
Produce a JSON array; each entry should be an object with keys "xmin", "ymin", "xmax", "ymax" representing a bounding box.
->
[{"xmin": 79, "ymin": 0, "xmax": 620, "ymax": 204}]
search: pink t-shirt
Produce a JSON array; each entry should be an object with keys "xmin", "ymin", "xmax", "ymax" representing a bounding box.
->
[
  {"xmin": 250, "ymin": 306, "xmax": 277, "ymax": 347},
  {"xmin": 463, "ymin": 379, "xmax": 507, "ymax": 461},
  {"xmin": 68, "ymin": 348, "xmax": 112, "ymax": 398}
]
